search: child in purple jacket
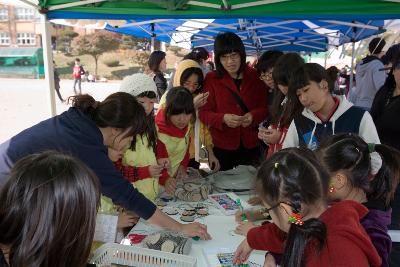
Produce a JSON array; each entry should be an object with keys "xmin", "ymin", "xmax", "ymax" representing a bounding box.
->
[{"xmin": 316, "ymin": 133, "xmax": 400, "ymax": 267}]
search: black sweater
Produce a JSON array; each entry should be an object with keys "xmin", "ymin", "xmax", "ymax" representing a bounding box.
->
[
  {"xmin": 0, "ymin": 108, "xmax": 156, "ymax": 219},
  {"xmin": 371, "ymin": 85, "xmax": 400, "ymax": 150}
]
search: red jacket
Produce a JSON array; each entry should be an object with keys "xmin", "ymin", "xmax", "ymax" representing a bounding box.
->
[
  {"xmin": 247, "ymin": 200, "xmax": 382, "ymax": 267},
  {"xmin": 199, "ymin": 66, "xmax": 268, "ymax": 150}
]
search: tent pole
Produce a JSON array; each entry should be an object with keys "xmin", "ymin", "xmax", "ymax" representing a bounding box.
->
[
  {"xmin": 350, "ymin": 41, "xmax": 356, "ymax": 91},
  {"xmin": 40, "ymin": 14, "xmax": 56, "ymax": 117}
]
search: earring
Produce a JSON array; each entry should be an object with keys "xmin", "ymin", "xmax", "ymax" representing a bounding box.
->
[
  {"xmin": 288, "ymin": 212, "xmax": 304, "ymax": 225},
  {"xmin": 328, "ymin": 182, "xmax": 336, "ymax": 193}
]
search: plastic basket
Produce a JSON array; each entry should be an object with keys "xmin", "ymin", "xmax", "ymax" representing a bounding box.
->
[{"xmin": 90, "ymin": 243, "xmax": 197, "ymax": 267}]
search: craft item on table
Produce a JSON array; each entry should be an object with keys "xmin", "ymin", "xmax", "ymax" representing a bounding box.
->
[
  {"xmin": 156, "ymin": 199, "xmax": 167, "ymax": 207},
  {"xmin": 208, "ymin": 193, "xmax": 241, "ymax": 215},
  {"xmin": 128, "ymin": 233, "xmax": 147, "ymax": 244},
  {"xmin": 182, "ymin": 210, "xmax": 196, "ymax": 216},
  {"xmin": 196, "ymin": 208, "xmax": 209, "ymax": 216},
  {"xmin": 203, "ymin": 247, "xmax": 262, "ymax": 267},
  {"xmin": 185, "ymin": 207, "xmax": 196, "ymax": 212},
  {"xmin": 141, "ymin": 231, "xmax": 192, "ymax": 255},
  {"xmin": 180, "ymin": 215, "xmax": 195, "ymax": 222},
  {"xmin": 235, "ymin": 199, "xmax": 248, "ymax": 221},
  {"xmin": 174, "ymin": 179, "xmax": 213, "ymax": 202},
  {"xmin": 163, "ymin": 207, "xmax": 179, "ymax": 215},
  {"xmin": 208, "ymin": 165, "xmax": 256, "ymax": 195},
  {"xmin": 160, "ymin": 195, "xmax": 174, "ymax": 202}
]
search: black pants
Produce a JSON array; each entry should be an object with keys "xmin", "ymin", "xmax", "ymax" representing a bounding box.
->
[{"xmin": 213, "ymin": 145, "xmax": 260, "ymax": 171}]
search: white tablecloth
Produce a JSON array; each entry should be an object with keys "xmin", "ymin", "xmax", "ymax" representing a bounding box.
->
[{"xmin": 122, "ymin": 194, "xmax": 266, "ymax": 267}]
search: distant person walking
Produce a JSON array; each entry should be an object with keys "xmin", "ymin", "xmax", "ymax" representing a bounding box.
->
[
  {"xmin": 72, "ymin": 58, "xmax": 85, "ymax": 95},
  {"xmin": 53, "ymin": 60, "xmax": 64, "ymax": 102},
  {"xmin": 354, "ymin": 38, "xmax": 387, "ymax": 111}
]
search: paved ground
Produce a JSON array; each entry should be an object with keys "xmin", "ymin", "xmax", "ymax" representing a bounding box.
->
[{"xmin": 0, "ymin": 78, "xmax": 121, "ymax": 143}]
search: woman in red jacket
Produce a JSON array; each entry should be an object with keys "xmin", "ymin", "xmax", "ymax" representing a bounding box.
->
[
  {"xmin": 234, "ymin": 147, "xmax": 381, "ymax": 267},
  {"xmin": 199, "ymin": 32, "xmax": 268, "ymax": 170}
]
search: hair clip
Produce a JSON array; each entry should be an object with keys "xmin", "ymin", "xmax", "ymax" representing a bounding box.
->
[
  {"xmin": 354, "ymin": 147, "xmax": 360, "ymax": 153},
  {"xmin": 274, "ymin": 162, "xmax": 279, "ymax": 169},
  {"xmin": 368, "ymin": 143, "xmax": 375, "ymax": 153},
  {"xmin": 288, "ymin": 212, "xmax": 304, "ymax": 225}
]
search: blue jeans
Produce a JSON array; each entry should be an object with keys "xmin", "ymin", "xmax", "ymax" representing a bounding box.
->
[{"xmin": 73, "ymin": 79, "xmax": 81, "ymax": 95}]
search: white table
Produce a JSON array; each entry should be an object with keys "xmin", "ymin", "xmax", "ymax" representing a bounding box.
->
[{"xmin": 123, "ymin": 194, "xmax": 266, "ymax": 267}]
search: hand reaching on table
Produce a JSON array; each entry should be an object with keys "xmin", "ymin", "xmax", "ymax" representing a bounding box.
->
[
  {"xmin": 234, "ymin": 239, "xmax": 253, "ymax": 264},
  {"xmin": 235, "ymin": 221, "xmax": 256, "ymax": 236},
  {"xmin": 180, "ymin": 222, "xmax": 212, "ymax": 240}
]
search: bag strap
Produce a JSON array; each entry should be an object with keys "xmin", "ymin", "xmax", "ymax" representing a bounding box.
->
[{"xmin": 225, "ymin": 86, "xmax": 250, "ymax": 113}]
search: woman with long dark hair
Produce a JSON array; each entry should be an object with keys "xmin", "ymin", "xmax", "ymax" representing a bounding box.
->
[
  {"xmin": 0, "ymin": 92, "xmax": 211, "ymax": 240},
  {"xmin": 0, "ymin": 151, "xmax": 100, "ymax": 267},
  {"xmin": 148, "ymin": 50, "xmax": 167, "ymax": 99},
  {"xmin": 199, "ymin": 32, "xmax": 268, "ymax": 170}
]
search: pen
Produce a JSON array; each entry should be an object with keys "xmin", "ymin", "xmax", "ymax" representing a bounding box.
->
[{"xmin": 235, "ymin": 198, "xmax": 248, "ymax": 221}]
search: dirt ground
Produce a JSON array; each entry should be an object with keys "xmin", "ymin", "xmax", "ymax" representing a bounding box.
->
[{"xmin": 0, "ymin": 78, "xmax": 121, "ymax": 143}]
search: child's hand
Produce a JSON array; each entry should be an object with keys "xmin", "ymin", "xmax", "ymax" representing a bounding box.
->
[
  {"xmin": 149, "ymin": 165, "xmax": 163, "ymax": 177},
  {"xmin": 233, "ymin": 239, "xmax": 253, "ymax": 264},
  {"xmin": 235, "ymin": 210, "xmax": 252, "ymax": 222},
  {"xmin": 247, "ymin": 196, "xmax": 262, "ymax": 206},
  {"xmin": 157, "ymin": 158, "xmax": 171, "ymax": 170},
  {"xmin": 180, "ymin": 222, "xmax": 212, "ymax": 240},
  {"xmin": 117, "ymin": 212, "xmax": 139, "ymax": 229},
  {"xmin": 108, "ymin": 147, "xmax": 123, "ymax": 162},
  {"xmin": 235, "ymin": 221, "xmax": 256, "ymax": 236},
  {"xmin": 264, "ymin": 253, "xmax": 277, "ymax": 267},
  {"xmin": 165, "ymin": 177, "xmax": 177, "ymax": 195},
  {"xmin": 208, "ymin": 151, "xmax": 220, "ymax": 172},
  {"xmin": 264, "ymin": 128, "xmax": 281, "ymax": 144},
  {"xmin": 193, "ymin": 92, "xmax": 209, "ymax": 109},
  {"xmin": 241, "ymin": 112, "xmax": 253, "ymax": 128}
]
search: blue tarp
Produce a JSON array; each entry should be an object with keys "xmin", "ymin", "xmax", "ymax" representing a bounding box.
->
[{"xmin": 103, "ymin": 18, "xmax": 384, "ymax": 53}]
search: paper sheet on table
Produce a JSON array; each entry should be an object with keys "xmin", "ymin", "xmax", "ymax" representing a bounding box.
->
[{"xmin": 94, "ymin": 213, "xmax": 118, "ymax": 243}]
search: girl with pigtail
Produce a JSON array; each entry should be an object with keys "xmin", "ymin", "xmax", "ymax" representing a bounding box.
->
[
  {"xmin": 316, "ymin": 133, "xmax": 400, "ymax": 267},
  {"xmin": 234, "ymin": 147, "xmax": 381, "ymax": 267}
]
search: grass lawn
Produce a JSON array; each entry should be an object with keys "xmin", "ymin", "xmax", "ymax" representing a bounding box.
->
[{"xmin": 54, "ymin": 49, "xmax": 186, "ymax": 80}]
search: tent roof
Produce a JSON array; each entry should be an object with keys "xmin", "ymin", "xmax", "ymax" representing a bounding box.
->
[
  {"xmin": 102, "ymin": 18, "xmax": 384, "ymax": 53},
  {"xmin": 40, "ymin": 0, "xmax": 400, "ymax": 20}
]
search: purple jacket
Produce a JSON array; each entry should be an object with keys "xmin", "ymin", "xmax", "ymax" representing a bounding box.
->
[{"xmin": 362, "ymin": 200, "xmax": 392, "ymax": 267}]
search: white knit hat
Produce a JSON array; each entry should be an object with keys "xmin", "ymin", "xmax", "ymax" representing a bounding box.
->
[{"xmin": 119, "ymin": 73, "xmax": 157, "ymax": 97}]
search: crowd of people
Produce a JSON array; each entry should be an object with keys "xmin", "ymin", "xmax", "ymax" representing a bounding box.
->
[{"xmin": 0, "ymin": 32, "xmax": 399, "ymax": 267}]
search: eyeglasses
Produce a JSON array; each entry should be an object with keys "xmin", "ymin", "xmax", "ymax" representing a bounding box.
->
[
  {"xmin": 259, "ymin": 70, "xmax": 273, "ymax": 80},
  {"xmin": 260, "ymin": 202, "xmax": 280, "ymax": 218},
  {"xmin": 220, "ymin": 52, "xmax": 240, "ymax": 62},
  {"xmin": 182, "ymin": 81, "xmax": 201, "ymax": 90}
]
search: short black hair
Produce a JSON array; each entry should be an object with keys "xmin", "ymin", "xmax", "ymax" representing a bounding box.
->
[
  {"xmin": 255, "ymin": 50, "xmax": 284, "ymax": 74},
  {"xmin": 214, "ymin": 32, "xmax": 246, "ymax": 78},
  {"xmin": 180, "ymin": 67, "xmax": 204, "ymax": 94},
  {"xmin": 184, "ymin": 47, "xmax": 209, "ymax": 63},
  {"xmin": 165, "ymin": 86, "xmax": 196, "ymax": 122},
  {"xmin": 382, "ymin": 43, "xmax": 400, "ymax": 65},
  {"xmin": 369, "ymin": 37, "xmax": 386, "ymax": 54},
  {"xmin": 148, "ymin": 51, "xmax": 166, "ymax": 73},
  {"xmin": 288, "ymin": 63, "xmax": 333, "ymax": 105}
]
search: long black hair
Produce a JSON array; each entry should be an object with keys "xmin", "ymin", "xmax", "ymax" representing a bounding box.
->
[
  {"xmin": 70, "ymin": 92, "xmax": 147, "ymax": 139},
  {"xmin": 317, "ymin": 133, "xmax": 400, "ymax": 208},
  {"xmin": 257, "ymin": 148, "xmax": 328, "ymax": 267},
  {"xmin": 148, "ymin": 50, "xmax": 166, "ymax": 73},
  {"xmin": 214, "ymin": 32, "xmax": 246, "ymax": 78},
  {"xmin": 165, "ymin": 86, "xmax": 196, "ymax": 123},
  {"xmin": 0, "ymin": 151, "xmax": 100, "ymax": 267},
  {"xmin": 131, "ymin": 91, "xmax": 158, "ymax": 153},
  {"xmin": 270, "ymin": 53, "xmax": 304, "ymax": 127}
]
